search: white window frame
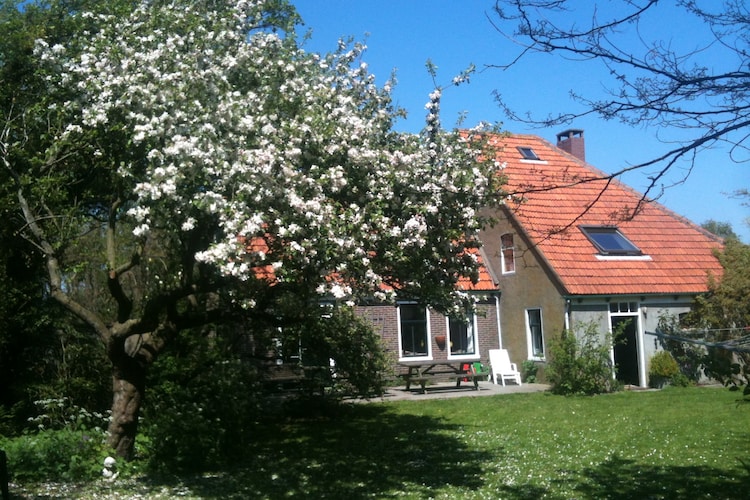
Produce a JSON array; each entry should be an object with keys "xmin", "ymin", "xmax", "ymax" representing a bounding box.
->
[
  {"xmin": 501, "ymin": 233, "xmax": 516, "ymax": 274},
  {"xmin": 608, "ymin": 301, "xmax": 645, "ymax": 387},
  {"xmin": 446, "ymin": 312, "xmax": 480, "ymax": 360},
  {"xmin": 526, "ymin": 308, "xmax": 545, "ymax": 360},
  {"xmin": 397, "ymin": 303, "xmax": 431, "ymax": 360}
]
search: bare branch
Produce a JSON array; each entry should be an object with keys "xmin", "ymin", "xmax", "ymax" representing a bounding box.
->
[{"xmin": 488, "ymin": 0, "xmax": 750, "ymax": 210}]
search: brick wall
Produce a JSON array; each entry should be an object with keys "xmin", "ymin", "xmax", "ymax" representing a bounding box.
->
[{"xmin": 355, "ymin": 300, "xmax": 501, "ymax": 376}]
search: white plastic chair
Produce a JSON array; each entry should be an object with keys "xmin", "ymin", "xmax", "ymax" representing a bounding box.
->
[{"xmin": 489, "ymin": 349, "xmax": 522, "ymax": 386}]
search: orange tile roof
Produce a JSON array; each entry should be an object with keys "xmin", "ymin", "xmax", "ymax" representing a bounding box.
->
[
  {"xmin": 488, "ymin": 133, "xmax": 723, "ymax": 296},
  {"xmin": 245, "ymin": 237, "xmax": 498, "ymax": 293},
  {"xmin": 457, "ymin": 247, "xmax": 498, "ymax": 292}
]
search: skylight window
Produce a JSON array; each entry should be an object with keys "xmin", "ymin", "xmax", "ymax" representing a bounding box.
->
[
  {"xmin": 517, "ymin": 147, "xmax": 540, "ymax": 161},
  {"xmin": 580, "ymin": 226, "xmax": 642, "ymax": 256}
]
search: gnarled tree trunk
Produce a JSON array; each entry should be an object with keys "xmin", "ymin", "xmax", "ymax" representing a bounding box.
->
[{"xmin": 107, "ymin": 358, "xmax": 147, "ymax": 460}]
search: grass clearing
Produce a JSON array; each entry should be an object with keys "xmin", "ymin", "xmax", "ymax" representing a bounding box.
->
[{"xmin": 11, "ymin": 386, "xmax": 750, "ymax": 499}]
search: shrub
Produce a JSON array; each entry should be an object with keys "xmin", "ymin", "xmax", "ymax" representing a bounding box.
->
[
  {"xmin": 546, "ymin": 321, "xmax": 620, "ymax": 395},
  {"xmin": 670, "ymin": 372, "xmax": 693, "ymax": 387},
  {"xmin": 26, "ymin": 397, "xmax": 110, "ymax": 433},
  {"xmin": 648, "ymin": 350, "xmax": 681, "ymax": 388},
  {"xmin": 142, "ymin": 307, "xmax": 391, "ymax": 474},
  {"xmin": 0, "ymin": 398, "xmax": 109, "ymax": 482},
  {"xmin": 521, "ymin": 360, "xmax": 538, "ymax": 383},
  {"xmin": 0, "ymin": 428, "xmax": 106, "ymax": 482},
  {"xmin": 142, "ymin": 338, "xmax": 263, "ymax": 473},
  {"xmin": 299, "ymin": 306, "xmax": 392, "ymax": 397}
]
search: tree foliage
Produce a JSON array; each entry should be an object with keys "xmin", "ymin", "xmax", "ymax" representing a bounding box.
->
[
  {"xmin": 2, "ymin": 0, "xmax": 505, "ymax": 458},
  {"xmin": 701, "ymin": 219, "xmax": 740, "ymax": 241},
  {"xmin": 688, "ymin": 238, "xmax": 750, "ymax": 331},
  {"xmin": 658, "ymin": 239, "xmax": 750, "ymax": 399},
  {"xmin": 0, "ymin": 0, "xmax": 119, "ymax": 434},
  {"xmin": 490, "ymin": 0, "xmax": 750, "ymax": 200}
]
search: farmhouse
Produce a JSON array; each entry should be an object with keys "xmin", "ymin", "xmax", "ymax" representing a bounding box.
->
[
  {"xmin": 357, "ymin": 130, "xmax": 723, "ymax": 387},
  {"xmin": 260, "ymin": 129, "xmax": 724, "ymax": 389},
  {"xmin": 477, "ymin": 130, "xmax": 724, "ymax": 387}
]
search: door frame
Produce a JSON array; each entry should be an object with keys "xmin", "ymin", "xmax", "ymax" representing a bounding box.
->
[{"xmin": 609, "ymin": 302, "xmax": 645, "ymax": 387}]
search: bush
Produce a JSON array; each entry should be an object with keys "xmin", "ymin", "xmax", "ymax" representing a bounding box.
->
[
  {"xmin": 521, "ymin": 360, "xmax": 538, "ymax": 383},
  {"xmin": 0, "ymin": 428, "xmax": 106, "ymax": 482},
  {"xmin": 299, "ymin": 306, "xmax": 392, "ymax": 397},
  {"xmin": 547, "ymin": 322, "xmax": 620, "ymax": 395},
  {"xmin": 648, "ymin": 350, "xmax": 681, "ymax": 388},
  {"xmin": 0, "ymin": 398, "xmax": 109, "ymax": 482},
  {"xmin": 142, "ymin": 338, "xmax": 263, "ymax": 473},
  {"xmin": 670, "ymin": 372, "xmax": 693, "ymax": 387},
  {"xmin": 141, "ymin": 306, "xmax": 391, "ymax": 474}
]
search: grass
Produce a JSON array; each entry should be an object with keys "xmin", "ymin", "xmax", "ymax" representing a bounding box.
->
[{"xmin": 11, "ymin": 386, "xmax": 750, "ymax": 499}]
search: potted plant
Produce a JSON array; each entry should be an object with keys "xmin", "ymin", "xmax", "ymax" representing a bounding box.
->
[{"xmin": 434, "ymin": 334, "xmax": 446, "ymax": 351}]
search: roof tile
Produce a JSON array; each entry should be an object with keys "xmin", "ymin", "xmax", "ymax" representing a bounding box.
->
[{"xmin": 489, "ymin": 133, "xmax": 723, "ymax": 296}]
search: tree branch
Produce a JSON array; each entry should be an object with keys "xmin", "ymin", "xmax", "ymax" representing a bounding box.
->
[{"xmin": 488, "ymin": 0, "xmax": 750, "ymax": 203}]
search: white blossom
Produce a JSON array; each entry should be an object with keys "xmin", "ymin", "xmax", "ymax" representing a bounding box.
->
[{"xmin": 34, "ymin": 0, "xmax": 503, "ymax": 312}]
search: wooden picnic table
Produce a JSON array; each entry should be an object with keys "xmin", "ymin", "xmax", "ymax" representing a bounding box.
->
[{"xmin": 397, "ymin": 359, "xmax": 489, "ymax": 394}]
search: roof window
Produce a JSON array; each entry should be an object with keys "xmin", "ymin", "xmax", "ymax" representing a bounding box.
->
[
  {"xmin": 580, "ymin": 226, "xmax": 642, "ymax": 256},
  {"xmin": 517, "ymin": 146, "xmax": 540, "ymax": 161}
]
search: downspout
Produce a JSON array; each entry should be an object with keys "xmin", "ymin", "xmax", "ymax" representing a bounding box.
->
[
  {"xmin": 495, "ymin": 293, "xmax": 503, "ymax": 349},
  {"xmin": 564, "ymin": 298, "xmax": 571, "ymax": 331},
  {"xmin": 637, "ymin": 305, "xmax": 647, "ymax": 388}
]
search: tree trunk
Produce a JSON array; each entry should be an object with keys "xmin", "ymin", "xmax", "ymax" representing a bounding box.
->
[{"xmin": 107, "ymin": 361, "xmax": 146, "ymax": 460}]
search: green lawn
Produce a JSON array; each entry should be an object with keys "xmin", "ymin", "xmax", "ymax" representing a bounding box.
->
[{"xmin": 13, "ymin": 387, "xmax": 750, "ymax": 499}]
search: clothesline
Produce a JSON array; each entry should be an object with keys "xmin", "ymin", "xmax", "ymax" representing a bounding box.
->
[{"xmin": 646, "ymin": 330, "xmax": 750, "ymax": 353}]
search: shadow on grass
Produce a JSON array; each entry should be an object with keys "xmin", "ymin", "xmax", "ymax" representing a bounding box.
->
[
  {"xmin": 144, "ymin": 401, "xmax": 487, "ymax": 498},
  {"xmin": 501, "ymin": 454, "xmax": 750, "ymax": 500}
]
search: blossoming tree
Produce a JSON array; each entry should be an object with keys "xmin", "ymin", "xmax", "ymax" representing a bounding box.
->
[{"xmin": 5, "ymin": 0, "xmax": 505, "ymax": 458}]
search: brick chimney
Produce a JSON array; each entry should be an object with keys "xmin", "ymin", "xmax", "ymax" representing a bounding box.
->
[{"xmin": 556, "ymin": 129, "xmax": 585, "ymax": 161}]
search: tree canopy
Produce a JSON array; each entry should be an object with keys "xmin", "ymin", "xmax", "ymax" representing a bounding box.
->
[
  {"xmin": 681, "ymin": 238, "xmax": 750, "ymax": 398},
  {"xmin": 2, "ymin": 0, "xmax": 505, "ymax": 458},
  {"xmin": 702, "ymin": 220, "xmax": 740, "ymax": 241},
  {"xmin": 688, "ymin": 238, "xmax": 750, "ymax": 333}
]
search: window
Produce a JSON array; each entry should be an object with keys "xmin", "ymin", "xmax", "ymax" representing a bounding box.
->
[
  {"xmin": 399, "ymin": 304, "xmax": 429, "ymax": 358},
  {"xmin": 501, "ymin": 233, "xmax": 515, "ymax": 274},
  {"xmin": 517, "ymin": 146, "xmax": 540, "ymax": 160},
  {"xmin": 526, "ymin": 308, "xmax": 545, "ymax": 359},
  {"xmin": 610, "ymin": 301, "xmax": 637, "ymax": 314},
  {"xmin": 448, "ymin": 313, "xmax": 477, "ymax": 357},
  {"xmin": 580, "ymin": 226, "xmax": 642, "ymax": 256}
]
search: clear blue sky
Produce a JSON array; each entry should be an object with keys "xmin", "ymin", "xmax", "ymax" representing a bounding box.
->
[{"xmin": 293, "ymin": 1, "xmax": 750, "ymax": 243}]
